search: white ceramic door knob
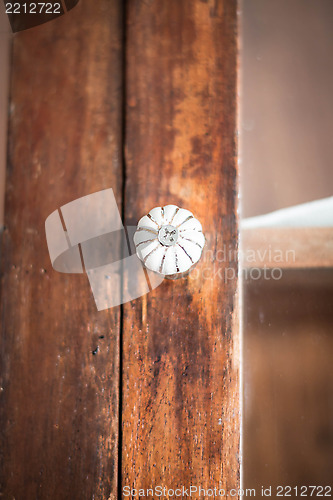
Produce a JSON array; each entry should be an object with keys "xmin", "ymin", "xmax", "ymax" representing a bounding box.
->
[{"xmin": 134, "ymin": 205, "xmax": 205, "ymax": 277}]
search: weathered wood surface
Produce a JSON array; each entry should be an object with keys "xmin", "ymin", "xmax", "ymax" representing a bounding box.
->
[
  {"xmin": 0, "ymin": 0, "xmax": 240, "ymax": 497},
  {"xmin": 0, "ymin": 1, "xmax": 123, "ymax": 498},
  {"xmin": 122, "ymin": 0, "xmax": 239, "ymax": 494}
]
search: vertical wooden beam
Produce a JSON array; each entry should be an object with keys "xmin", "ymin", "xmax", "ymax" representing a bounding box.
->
[
  {"xmin": 0, "ymin": 1, "xmax": 123, "ymax": 498},
  {"xmin": 123, "ymin": 0, "xmax": 239, "ymax": 494}
]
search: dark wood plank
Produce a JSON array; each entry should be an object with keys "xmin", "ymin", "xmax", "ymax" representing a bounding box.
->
[
  {"xmin": 0, "ymin": 2, "xmax": 123, "ymax": 498},
  {"xmin": 123, "ymin": 0, "xmax": 240, "ymax": 493}
]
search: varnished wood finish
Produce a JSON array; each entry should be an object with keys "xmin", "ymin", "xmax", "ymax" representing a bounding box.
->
[
  {"xmin": 0, "ymin": 1, "xmax": 123, "ymax": 498},
  {"xmin": 122, "ymin": 0, "xmax": 239, "ymax": 494}
]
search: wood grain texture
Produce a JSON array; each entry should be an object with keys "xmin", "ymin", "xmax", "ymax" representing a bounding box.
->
[
  {"xmin": 122, "ymin": 0, "xmax": 240, "ymax": 494},
  {"xmin": 0, "ymin": 1, "xmax": 123, "ymax": 498}
]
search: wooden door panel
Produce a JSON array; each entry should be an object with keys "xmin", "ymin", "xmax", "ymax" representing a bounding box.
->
[
  {"xmin": 0, "ymin": 1, "xmax": 239, "ymax": 497},
  {"xmin": 122, "ymin": 0, "xmax": 239, "ymax": 493},
  {"xmin": 0, "ymin": 1, "xmax": 123, "ymax": 498}
]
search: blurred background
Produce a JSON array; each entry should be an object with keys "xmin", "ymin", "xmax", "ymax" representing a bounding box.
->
[
  {"xmin": 241, "ymin": 0, "xmax": 333, "ymax": 218},
  {"xmin": 241, "ymin": 0, "xmax": 333, "ymax": 494}
]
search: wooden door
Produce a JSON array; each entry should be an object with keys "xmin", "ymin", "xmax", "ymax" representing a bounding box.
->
[{"xmin": 0, "ymin": 1, "xmax": 240, "ymax": 498}]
